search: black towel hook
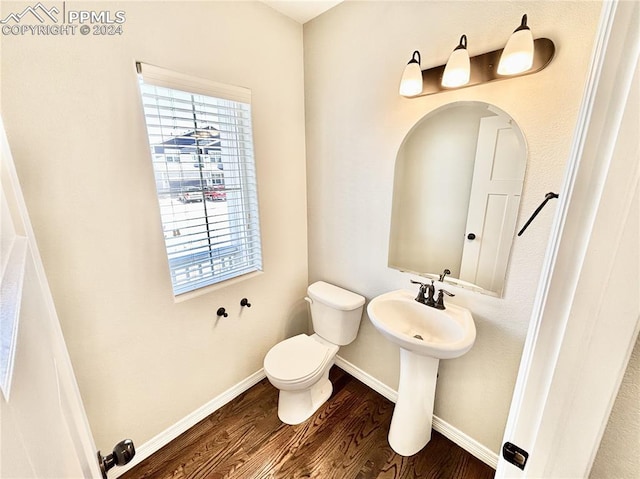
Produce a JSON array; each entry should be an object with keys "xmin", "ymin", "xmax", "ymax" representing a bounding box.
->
[{"xmin": 517, "ymin": 192, "xmax": 559, "ymax": 236}]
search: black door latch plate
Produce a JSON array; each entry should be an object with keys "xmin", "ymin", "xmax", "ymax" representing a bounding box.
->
[{"xmin": 503, "ymin": 441, "xmax": 529, "ymax": 470}]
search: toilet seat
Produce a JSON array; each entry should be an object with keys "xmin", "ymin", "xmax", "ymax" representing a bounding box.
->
[{"xmin": 264, "ymin": 334, "xmax": 333, "ymax": 384}]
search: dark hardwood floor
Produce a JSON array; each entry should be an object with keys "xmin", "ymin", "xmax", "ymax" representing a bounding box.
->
[{"xmin": 120, "ymin": 367, "xmax": 495, "ymax": 479}]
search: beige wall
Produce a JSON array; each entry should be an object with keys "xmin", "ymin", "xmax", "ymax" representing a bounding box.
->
[
  {"xmin": 1, "ymin": 1, "xmax": 308, "ymax": 451},
  {"xmin": 304, "ymin": 0, "xmax": 602, "ymax": 453}
]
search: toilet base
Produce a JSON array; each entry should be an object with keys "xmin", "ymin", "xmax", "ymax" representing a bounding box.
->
[{"xmin": 276, "ymin": 371, "xmax": 333, "ymax": 425}]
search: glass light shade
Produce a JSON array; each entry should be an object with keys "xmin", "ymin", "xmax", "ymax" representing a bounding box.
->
[
  {"xmin": 399, "ymin": 51, "xmax": 423, "ymax": 96},
  {"xmin": 498, "ymin": 17, "xmax": 534, "ymax": 75},
  {"xmin": 442, "ymin": 39, "xmax": 470, "ymax": 88}
]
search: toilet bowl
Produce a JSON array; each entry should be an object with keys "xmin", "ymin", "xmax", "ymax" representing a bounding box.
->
[
  {"xmin": 263, "ymin": 281, "xmax": 365, "ymax": 425},
  {"xmin": 264, "ymin": 334, "xmax": 338, "ymax": 424}
]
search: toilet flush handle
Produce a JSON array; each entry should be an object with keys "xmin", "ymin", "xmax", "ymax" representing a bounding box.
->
[{"xmin": 304, "ymin": 297, "xmax": 313, "ymax": 304}]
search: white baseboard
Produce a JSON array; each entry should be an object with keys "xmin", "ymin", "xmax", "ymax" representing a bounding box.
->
[
  {"xmin": 334, "ymin": 355, "xmax": 499, "ymax": 469},
  {"xmin": 113, "ymin": 368, "xmax": 267, "ymax": 478},
  {"xmin": 334, "ymin": 355, "xmax": 398, "ymax": 402},
  {"xmin": 114, "ymin": 358, "xmax": 497, "ymax": 477},
  {"xmin": 431, "ymin": 416, "xmax": 499, "ymax": 469}
]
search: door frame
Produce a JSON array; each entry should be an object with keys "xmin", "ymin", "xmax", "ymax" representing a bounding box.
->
[{"xmin": 496, "ymin": 1, "xmax": 640, "ymax": 477}]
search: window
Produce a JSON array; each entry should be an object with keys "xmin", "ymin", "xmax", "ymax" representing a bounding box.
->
[{"xmin": 137, "ymin": 63, "xmax": 262, "ymax": 296}]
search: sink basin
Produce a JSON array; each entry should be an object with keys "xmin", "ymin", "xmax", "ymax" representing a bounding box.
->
[
  {"xmin": 367, "ymin": 289, "xmax": 475, "ymax": 359},
  {"xmin": 367, "ymin": 289, "xmax": 476, "ymax": 456}
]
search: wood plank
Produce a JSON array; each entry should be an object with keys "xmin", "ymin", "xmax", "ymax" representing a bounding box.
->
[{"xmin": 120, "ymin": 367, "xmax": 495, "ymax": 479}]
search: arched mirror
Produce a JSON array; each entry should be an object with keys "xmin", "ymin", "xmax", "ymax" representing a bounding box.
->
[{"xmin": 388, "ymin": 101, "xmax": 527, "ymax": 297}]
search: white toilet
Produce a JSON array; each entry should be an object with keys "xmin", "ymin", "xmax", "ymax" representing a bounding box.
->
[{"xmin": 263, "ymin": 281, "xmax": 365, "ymax": 425}]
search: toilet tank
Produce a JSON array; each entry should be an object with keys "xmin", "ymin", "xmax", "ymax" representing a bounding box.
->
[{"xmin": 307, "ymin": 281, "xmax": 365, "ymax": 346}]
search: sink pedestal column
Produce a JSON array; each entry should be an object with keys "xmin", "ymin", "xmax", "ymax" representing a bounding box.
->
[{"xmin": 388, "ymin": 348, "xmax": 440, "ymax": 456}]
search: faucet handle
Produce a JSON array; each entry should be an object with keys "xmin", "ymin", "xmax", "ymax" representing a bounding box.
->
[
  {"xmin": 410, "ymin": 279, "xmax": 428, "ymax": 304},
  {"xmin": 435, "ymin": 289, "xmax": 455, "ymax": 310}
]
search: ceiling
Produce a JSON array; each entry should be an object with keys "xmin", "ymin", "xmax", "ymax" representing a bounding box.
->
[{"xmin": 261, "ymin": 0, "xmax": 343, "ymax": 24}]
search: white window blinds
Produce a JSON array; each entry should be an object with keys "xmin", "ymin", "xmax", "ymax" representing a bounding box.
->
[{"xmin": 137, "ymin": 62, "xmax": 262, "ymax": 296}]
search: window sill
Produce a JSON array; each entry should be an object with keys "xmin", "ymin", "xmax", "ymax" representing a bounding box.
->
[{"xmin": 173, "ymin": 270, "xmax": 263, "ymax": 304}]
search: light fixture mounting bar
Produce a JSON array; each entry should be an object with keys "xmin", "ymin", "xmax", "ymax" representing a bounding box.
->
[{"xmin": 411, "ymin": 38, "xmax": 555, "ymax": 97}]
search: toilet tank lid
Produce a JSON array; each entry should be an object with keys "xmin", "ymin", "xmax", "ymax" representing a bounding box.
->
[{"xmin": 307, "ymin": 281, "xmax": 365, "ymax": 311}]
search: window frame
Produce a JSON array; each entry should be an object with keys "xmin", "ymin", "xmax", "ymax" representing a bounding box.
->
[{"xmin": 136, "ymin": 62, "xmax": 263, "ymax": 297}]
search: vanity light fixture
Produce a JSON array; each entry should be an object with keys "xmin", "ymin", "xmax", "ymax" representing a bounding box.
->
[
  {"xmin": 399, "ymin": 14, "xmax": 555, "ymax": 98},
  {"xmin": 498, "ymin": 14, "xmax": 534, "ymax": 75},
  {"xmin": 399, "ymin": 50, "xmax": 423, "ymax": 96},
  {"xmin": 442, "ymin": 35, "xmax": 470, "ymax": 88}
]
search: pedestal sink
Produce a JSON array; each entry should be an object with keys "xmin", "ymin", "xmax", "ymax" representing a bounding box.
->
[{"xmin": 367, "ymin": 289, "xmax": 476, "ymax": 456}]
